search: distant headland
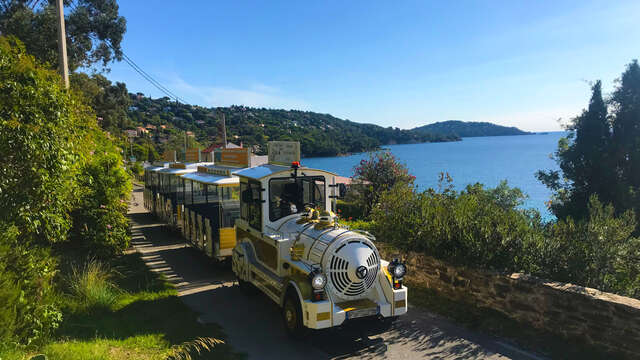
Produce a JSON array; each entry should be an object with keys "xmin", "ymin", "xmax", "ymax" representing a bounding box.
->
[{"xmin": 411, "ymin": 120, "xmax": 532, "ymax": 138}]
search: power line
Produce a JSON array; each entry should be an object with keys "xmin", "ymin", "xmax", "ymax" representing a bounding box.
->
[
  {"xmin": 103, "ymin": 39, "xmax": 186, "ymax": 103},
  {"xmin": 69, "ymin": 1, "xmax": 186, "ymax": 103}
]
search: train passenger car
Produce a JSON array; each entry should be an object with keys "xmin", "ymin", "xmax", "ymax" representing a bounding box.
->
[
  {"xmin": 180, "ymin": 165, "xmax": 241, "ymax": 261},
  {"xmin": 155, "ymin": 162, "xmax": 205, "ymax": 227},
  {"xmin": 232, "ymin": 141, "xmax": 408, "ymax": 336},
  {"xmin": 143, "ymin": 161, "xmax": 170, "ymax": 214}
]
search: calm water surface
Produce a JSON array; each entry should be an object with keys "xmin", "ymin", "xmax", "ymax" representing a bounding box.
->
[{"xmin": 302, "ymin": 132, "xmax": 566, "ymax": 218}]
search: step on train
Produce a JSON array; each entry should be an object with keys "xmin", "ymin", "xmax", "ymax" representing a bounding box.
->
[{"xmin": 143, "ymin": 142, "xmax": 408, "ymax": 335}]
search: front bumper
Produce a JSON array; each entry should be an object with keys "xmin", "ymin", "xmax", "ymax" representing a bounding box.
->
[{"xmin": 303, "ymin": 285, "xmax": 408, "ymax": 329}]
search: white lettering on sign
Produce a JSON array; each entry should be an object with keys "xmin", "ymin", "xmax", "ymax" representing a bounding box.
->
[{"xmin": 268, "ymin": 141, "xmax": 300, "ymax": 165}]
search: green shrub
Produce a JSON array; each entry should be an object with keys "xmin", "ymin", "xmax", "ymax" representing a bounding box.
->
[
  {"xmin": 0, "ymin": 36, "xmax": 132, "ymax": 347},
  {"xmin": 336, "ymin": 200, "xmax": 365, "ymax": 221},
  {"xmin": 372, "ymin": 178, "xmax": 541, "ymax": 271},
  {"xmin": 372, "ymin": 176, "xmax": 640, "ymax": 298},
  {"xmin": 353, "ymin": 151, "xmax": 415, "ymax": 216},
  {"xmin": 67, "ymin": 259, "xmax": 121, "ymax": 313},
  {"xmin": 528, "ymin": 197, "xmax": 640, "ymax": 298},
  {"xmin": 0, "ymin": 36, "xmax": 94, "ymax": 246},
  {"xmin": 0, "ymin": 224, "xmax": 62, "ymax": 346},
  {"xmin": 69, "ymin": 131, "xmax": 131, "ymax": 259},
  {"xmin": 339, "ymin": 218, "xmax": 376, "ymax": 234},
  {"xmin": 71, "ymin": 147, "xmax": 132, "ymax": 258}
]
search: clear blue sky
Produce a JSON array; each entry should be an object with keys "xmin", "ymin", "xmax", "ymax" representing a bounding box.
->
[{"xmin": 105, "ymin": 0, "xmax": 640, "ymax": 132}]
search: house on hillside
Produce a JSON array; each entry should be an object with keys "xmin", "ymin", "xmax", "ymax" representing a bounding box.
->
[
  {"xmin": 145, "ymin": 124, "xmax": 157, "ymax": 131},
  {"xmin": 136, "ymin": 127, "xmax": 148, "ymax": 137},
  {"xmin": 186, "ymin": 131, "xmax": 195, "ymax": 137},
  {"xmin": 124, "ymin": 129, "xmax": 138, "ymax": 138}
]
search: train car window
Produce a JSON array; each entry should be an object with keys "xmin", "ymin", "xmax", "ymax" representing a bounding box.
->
[
  {"xmin": 269, "ymin": 176, "xmax": 325, "ymax": 221},
  {"xmin": 192, "ymin": 181, "xmax": 207, "ymax": 204},
  {"xmin": 240, "ymin": 180, "xmax": 262, "ymax": 230},
  {"xmin": 207, "ymin": 184, "xmax": 219, "ymax": 203},
  {"xmin": 184, "ymin": 179, "xmax": 193, "ymax": 205},
  {"xmin": 177, "ymin": 178, "xmax": 184, "ymax": 204},
  {"xmin": 221, "ymin": 185, "xmax": 240, "ymax": 228}
]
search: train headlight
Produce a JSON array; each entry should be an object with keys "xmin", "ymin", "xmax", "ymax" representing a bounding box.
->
[
  {"xmin": 388, "ymin": 258, "xmax": 407, "ymax": 279},
  {"xmin": 311, "ymin": 272, "xmax": 327, "ymax": 290},
  {"xmin": 393, "ymin": 264, "xmax": 406, "ymax": 278}
]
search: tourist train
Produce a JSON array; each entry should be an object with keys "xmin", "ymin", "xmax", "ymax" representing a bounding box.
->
[{"xmin": 143, "ymin": 142, "xmax": 407, "ymax": 334}]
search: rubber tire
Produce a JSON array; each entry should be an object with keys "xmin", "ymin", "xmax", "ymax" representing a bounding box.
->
[
  {"xmin": 282, "ymin": 290, "xmax": 307, "ymax": 339},
  {"xmin": 378, "ymin": 316, "xmax": 398, "ymax": 331},
  {"xmin": 237, "ymin": 276, "xmax": 257, "ymax": 295}
]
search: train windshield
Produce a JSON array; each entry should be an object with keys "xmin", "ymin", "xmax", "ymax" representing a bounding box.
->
[{"xmin": 269, "ymin": 176, "xmax": 325, "ymax": 221}]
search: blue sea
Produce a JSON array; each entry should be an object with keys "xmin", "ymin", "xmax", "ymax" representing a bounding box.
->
[{"xmin": 302, "ymin": 132, "xmax": 567, "ymax": 219}]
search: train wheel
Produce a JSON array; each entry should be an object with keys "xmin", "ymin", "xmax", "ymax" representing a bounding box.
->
[
  {"xmin": 237, "ymin": 276, "xmax": 257, "ymax": 295},
  {"xmin": 282, "ymin": 290, "xmax": 306, "ymax": 339}
]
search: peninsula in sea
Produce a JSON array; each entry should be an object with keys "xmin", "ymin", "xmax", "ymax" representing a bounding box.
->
[{"xmin": 126, "ymin": 97, "xmax": 531, "ymax": 157}]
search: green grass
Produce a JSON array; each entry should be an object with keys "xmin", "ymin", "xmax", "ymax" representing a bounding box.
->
[
  {"xmin": 2, "ymin": 253, "xmax": 244, "ymax": 360},
  {"xmin": 67, "ymin": 259, "xmax": 121, "ymax": 313}
]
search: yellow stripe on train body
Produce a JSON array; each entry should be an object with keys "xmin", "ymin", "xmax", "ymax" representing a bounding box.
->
[{"xmin": 219, "ymin": 227, "xmax": 236, "ymax": 249}]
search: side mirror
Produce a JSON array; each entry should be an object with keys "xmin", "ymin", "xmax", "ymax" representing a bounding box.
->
[{"xmin": 338, "ymin": 183, "xmax": 347, "ymax": 198}]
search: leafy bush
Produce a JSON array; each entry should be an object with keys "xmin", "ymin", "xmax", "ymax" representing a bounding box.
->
[
  {"xmin": 71, "ymin": 146, "xmax": 132, "ymax": 258},
  {"xmin": 0, "ymin": 36, "xmax": 93, "ymax": 246},
  {"xmin": 0, "ymin": 224, "xmax": 62, "ymax": 346},
  {"xmin": 372, "ymin": 176, "xmax": 541, "ymax": 270},
  {"xmin": 0, "ymin": 36, "xmax": 132, "ymax": 347},
  {"xmin": 371, "ymin": 175, "xmax": 640, "ymax": 298},
  {"xmin": 67, "ymin": 260, "xmax": 121, "ymax": 313},
  {"xmin": 527, "ymin": 197, "xmax": 640, "ymax": 298},
  {"xmin": 336, "ymin": 200, "xmax": 365, "ymax": 221},
  {"xmin": 353, "ymin": 151, "xmax": 415, "ymax": 216}
]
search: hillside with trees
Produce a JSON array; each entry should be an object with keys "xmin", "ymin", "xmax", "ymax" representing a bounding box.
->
[
  {"xmin": 412, "ymin": 120, "xmax": 532, "ymax": 137},
  {"xmin": 124, "ymin": 96, "xmax": 460, "ymax": 158}
]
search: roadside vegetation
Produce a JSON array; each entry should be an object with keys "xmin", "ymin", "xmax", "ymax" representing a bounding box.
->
[
  {"xmin": 0, "ymin": 36, "xmax": 240, "ymax": 359},
  {"xmin": 5, "ymin": 253, "xmax": 242, "ymax": 360},
  {"xmin": 340, "ymin": 60, "xmax": 640, "ymax": 300}
]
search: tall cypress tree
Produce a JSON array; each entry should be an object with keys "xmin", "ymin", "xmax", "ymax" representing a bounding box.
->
[
  {"xmin": 610, "ymin": 60, "xmax": 640, "ymax": 211},
  {"xmin": 537, "ymin": 80, "xmax": 612, "ymax": 219}
]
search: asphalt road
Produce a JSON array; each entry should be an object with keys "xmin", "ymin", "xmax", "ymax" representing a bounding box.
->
[{"xmin": 128, "ymin": 185, "xmax": 544, "ymax": 360}]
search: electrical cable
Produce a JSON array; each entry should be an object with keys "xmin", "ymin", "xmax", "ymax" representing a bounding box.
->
[{"xmin": 69, "ymin": 0, "xmax": 187, "ymax": 103}]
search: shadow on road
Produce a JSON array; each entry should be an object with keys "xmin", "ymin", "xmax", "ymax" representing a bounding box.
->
[{"xmin": 128, "ymin": 192, "xmax": 538, "ymax": 360}]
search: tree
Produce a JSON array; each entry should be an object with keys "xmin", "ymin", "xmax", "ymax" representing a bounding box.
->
[
  {"xmin": 0, "ymin": 36, "xmax": 93, "ymax": 245},
  {"xmin": 610, "ymin": 60, "xmax": 640, "ymax": 210},
  {"xmin": 537, "ymin": 80, "xmax": 613, "ymax": 219},
  {"xmin": 352, "ymin": 151, "xmax": 415, "ymax": 216},
  {"xmin": 0, "ymin": 0, "xmax": 126, "ymax": 71},
  {"xmin": 71, "ymin": 72, "xmax": 131, "ymax": 132}
]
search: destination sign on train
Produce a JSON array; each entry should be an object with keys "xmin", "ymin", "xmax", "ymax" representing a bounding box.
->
[{"xmin": 268, "ymin": 141, "xmax": 300, "ymax": 165}]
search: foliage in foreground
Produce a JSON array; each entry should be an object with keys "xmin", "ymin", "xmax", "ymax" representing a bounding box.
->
[
  {"xmin": 2, "ymin": 253, "xmax": 241, "ymax": 360},
  {"xmin": 0, "ymin": 225, "xmax": 61, "ymax": 347},
  {"xmin": 371, "ymin": 177, "xmax": 640, "ymax": 298},
  {"xmin": 0, "ymin": 36, "xmax": 132, "ymax": 346},
  {"xmin": 66, "ymin": 259, "xmax": 121, "ymax": 314}
]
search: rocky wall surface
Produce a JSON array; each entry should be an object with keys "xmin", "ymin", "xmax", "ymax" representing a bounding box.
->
[{"xmin": 384, "ymin": 249, "xmax": 640, "ymax": 358}]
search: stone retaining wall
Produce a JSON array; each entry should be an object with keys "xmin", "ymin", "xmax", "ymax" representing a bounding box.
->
[{"xmin": 383, "ymin": 248, "xmax": 640, "ymax": 358}]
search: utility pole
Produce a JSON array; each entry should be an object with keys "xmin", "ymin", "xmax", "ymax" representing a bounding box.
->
[
  {"xmin": 222, "ymin": 113, "xmax": 227, "ymax": 149},
  {"xmin": 55, "ymin": 0, "xmax": 69, "ymax": 88}
]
